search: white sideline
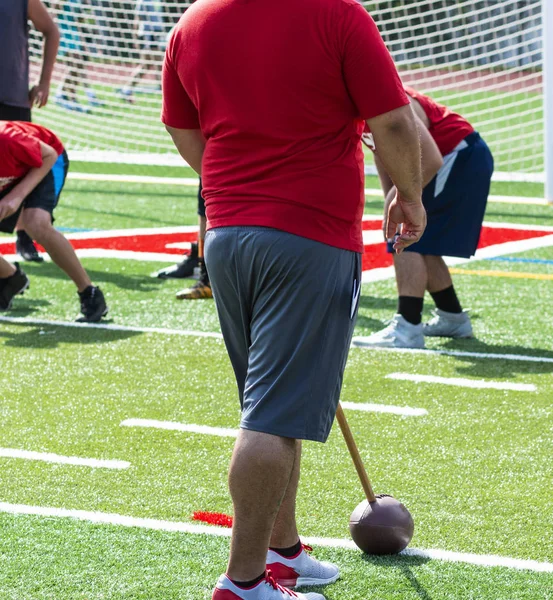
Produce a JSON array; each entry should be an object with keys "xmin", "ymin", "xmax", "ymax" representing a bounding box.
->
[
  {"xmin": 386, "ymin": 373, "xmax": 537, "ymax": 392},
  {"xmin": 1, "ymin": 502, "xmax": 552, "ymax": 573},
  {"xmin": 0, "ymin": 449, "xmax": 129, "ymax": 470},
  {"xmin": 2, "ymin": 316, "xmax": 553, "ymax": 364},
  {"xmin": 121, "ymin": 419, "xmax": 238, "ymax": 438},
  {"xmin": 340, "ymin": 401, "xmax": 428, "ymax": 416},
  {"xmin": 67, "ymin": 172, "xmax": 548, "ymax": 205}
]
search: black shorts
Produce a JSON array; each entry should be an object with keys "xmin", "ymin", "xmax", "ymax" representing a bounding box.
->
[
  {"xmin": 0, "ymin": 151, "xmax": 69, "ymax": 233},
  {"xmin": 198, "ymin": 179, "xmax": 205, "ymax": 217},
  {"xmin": 0, "ymin": 103, "xmax": 31, "ymax": 122}
]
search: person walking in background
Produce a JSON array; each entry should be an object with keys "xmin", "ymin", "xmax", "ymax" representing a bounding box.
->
[
  {"xmin": 0, "ymin": 0, "xmax": 60, "ymax": 263},
  {"xmin": 162, "ymin": 0, "xmax": 425, "ymax": 598},
  {"xmin": 355, "ymin": 86, "xmax": 494, "ymax": 349},
  {"xmin": 118, "ymin": 0, "xmax": 165, "ymax": 104},
  {"xmin": 0, "ymin": 121, "xmax": 108, "ymax": 322}
]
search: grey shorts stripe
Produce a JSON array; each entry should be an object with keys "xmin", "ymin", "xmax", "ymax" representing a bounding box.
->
[{"xmin": 205, "ymin": 226, "xmax": 361, "ymax": 443}]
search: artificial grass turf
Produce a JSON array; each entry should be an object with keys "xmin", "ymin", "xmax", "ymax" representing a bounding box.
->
[
  {"xmin": 1, "ymin": 512, "xmax": 553, "ymax": 600},
  {"xmin": 1, "ymin": 321, "xmax": 552, "ymax": 559}
]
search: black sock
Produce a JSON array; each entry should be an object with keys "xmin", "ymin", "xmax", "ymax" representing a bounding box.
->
[
  {"xmin": 430, "ymin": 285, "xmax": 462, "ymax": 314},
  {"xmin": 269, "ymin": 539, "xmax": 302, "ymax": 558},
  {"xmin": 398, "ymin": 296, "xmax": 424, "ymax": 325},
  {"xmin": 230, "ymin": 572, "xmax": 266, "ymax": 589}
]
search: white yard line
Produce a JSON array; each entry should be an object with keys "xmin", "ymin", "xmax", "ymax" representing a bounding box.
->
[
  {"xmin": 0, "ymin": 449, "xmax": 129, "ymax": 469},
  {"xmin": 68, "ymin": 172, "xmax": 548, "ymax": 205},
  {"xmin": 121, "ymin": 419, "xmax": 238, "ymax": 438},
  {"xmin": 2, "ymin": 316, "xmax": 552, "ymax": 364},
  {"xmin": 340, "ymin": 401, "xmax": 428, "ymax": 416},
  {"xmin": 0, "ymin": 502, "xmax": 552, "ymax": 573},
  {"xmin": 386, "ymin": 373, "xmax": 536, "ymax": 392}
]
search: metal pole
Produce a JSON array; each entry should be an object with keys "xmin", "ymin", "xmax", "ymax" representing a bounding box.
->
[{"xmin": 544, "ymin": 0, "xmax": 553, "ymax": 203}]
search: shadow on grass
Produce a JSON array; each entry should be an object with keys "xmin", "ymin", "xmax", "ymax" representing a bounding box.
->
[
  {"xmin": 301, "ymin": 554, "xmax": 432, "ymax": 600},
  {"xmin": 22, "ymin": 262, "xmax": 166, "ymax": 292},
  {"xmin": 0, "ymin": 321, "xmax": 141, "ymax": 349}
]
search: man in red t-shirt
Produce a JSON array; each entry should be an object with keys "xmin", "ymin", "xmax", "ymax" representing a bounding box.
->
[
  {"xmin": 355, "ymin": 87, "xmax": 494, "ymax": 349},
  {"xmin": 162, "ymin": 1, "xmax": 425, "ymax": 598},
  {"xmin": 0, "ymin": 121, "xmax": 108, "ymax": 321}
]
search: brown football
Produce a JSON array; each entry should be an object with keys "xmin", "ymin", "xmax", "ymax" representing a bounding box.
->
[{"xmin": 349, "ymin": 495, "xmax": 414, "ymax": 555}]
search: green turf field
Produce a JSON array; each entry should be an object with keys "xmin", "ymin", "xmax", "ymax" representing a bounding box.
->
[{"xmin": 1, "ymin": 174, "xmax": 553, "ymax": 599}]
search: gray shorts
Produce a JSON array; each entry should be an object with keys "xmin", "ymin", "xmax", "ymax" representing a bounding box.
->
[{"xmin": 204, "ymin": 226, "xmax": 361, "ymax": 443}]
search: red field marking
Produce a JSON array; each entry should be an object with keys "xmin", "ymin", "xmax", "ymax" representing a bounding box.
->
[
  {"xmin": 193, "ymin": 511, "xmax": 233, "ymax": 528},
  {"xmin": 1, "ymin": 223, "xmax": 551, "ymax": 273}
]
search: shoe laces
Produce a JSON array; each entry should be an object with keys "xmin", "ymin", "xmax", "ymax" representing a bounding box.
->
[{"xmin": 265, "ymin": 570, "xmax": 298, "ymax": 597}]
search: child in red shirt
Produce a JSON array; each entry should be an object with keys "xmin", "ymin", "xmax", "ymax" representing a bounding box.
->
[{"xmin": 0, "ymin": 121, "xmax": 108, "ymax": 321}]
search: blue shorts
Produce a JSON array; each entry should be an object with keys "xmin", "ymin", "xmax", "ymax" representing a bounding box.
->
[
  {"xmin": 205, "ymin": 226, "xmax": 361, "ymax": 443},
  {"xmin": 388, "ymin": 132, "xmax": 494, "ymax": 258},
  {"xmin": 0, "ymin": 151, "xmax": 69, "ymax": 233}
]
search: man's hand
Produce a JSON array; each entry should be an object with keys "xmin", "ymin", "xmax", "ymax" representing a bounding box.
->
[
  {"xmin": 384, "ymin": 191, "xmax": 426, "ymax": 253},
  {"xmin": 29, "ymin": 82, "xmax": 51, "ymax": 108},
  {"xmin": 0, "ymin": 196, "xmax": 24, "ymax": 221}
]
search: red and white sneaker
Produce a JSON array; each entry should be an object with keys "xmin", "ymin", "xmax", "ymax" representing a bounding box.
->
[
  {"xmin": 266, "ymin": 544, "xmax": 339, "ymax": 589},
  {"xmin": 212, "ymin": 571, "xmax": 326, "ymax": 600}
]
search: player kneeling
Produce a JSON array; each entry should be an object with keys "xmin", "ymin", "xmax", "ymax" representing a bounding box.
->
[{"xmin": 0, "ymin": 121, "xmax": 108, "ymax": 321}]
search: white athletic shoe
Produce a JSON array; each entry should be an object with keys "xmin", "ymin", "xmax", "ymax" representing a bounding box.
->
[
  {"xmin": 352, "ymin": 314, "xmax": 425, "ymax": 349},
  {"xmin": 267, "ymin": 544, "xmax": 339, "ymax": 588},
  {"xmin": 423, "ymin": 309, "xmax": 473, "ymax": 338},
  {"xmin": 211, "ymin": 572, "xmax": 326, "ymax": 600}
]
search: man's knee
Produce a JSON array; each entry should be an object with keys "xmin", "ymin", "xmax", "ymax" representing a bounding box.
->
[{"xmin": 21, "ymin": 209, "xmax": 54, "ymax": 241}]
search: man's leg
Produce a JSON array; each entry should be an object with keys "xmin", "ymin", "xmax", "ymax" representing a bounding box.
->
[
  {"xmin": 269, "ymin": 440, "xmax": 301, "ymax": 549},
  {"xmin": 22, "ymin": 209, "xmax": 91, "ymax": 292},
  {"xmin": 227, "ymin": 430, "xmax": 297, "ymax": 583},
  {"xmin": 423, "ymin": 255, "xmax": 472, "ymax": 338}
]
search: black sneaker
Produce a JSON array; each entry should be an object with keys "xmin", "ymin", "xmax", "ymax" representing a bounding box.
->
[
  {"xmin": 154, "ymin": 242, "xmax": 199, "ymax": 279},
  {"xmin": 76, "ymin": 285, "xmax": 108, "ymax": 322},
  {"xmin": 16, "ymin": 231, "xmax": 44, "ymax": 263},
  {"xmin": 0, "ymin": 263, "xmax": 30, "ymax": 310}
]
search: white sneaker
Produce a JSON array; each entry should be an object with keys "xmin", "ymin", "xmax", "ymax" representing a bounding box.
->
[
  {"xmin": 267, "ymin": 544, "xmax": 339, "ymax": 588},
  {"xmin": 423, "ymin": 309, "xmax": 473, "ymax": 338},
  {"xmin": 352, "ymin": 314, "xmax": 425, "ymax": 349},
  {"xmin": 212, "ymin": 573, "xmax": 326, "ymax": 600}
]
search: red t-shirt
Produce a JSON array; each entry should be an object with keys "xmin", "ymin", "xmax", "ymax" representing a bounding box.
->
[
  {"xmin": 162, "ymin": 0, "xmax": 409, "ymax": 253},
  {"xmin": 0, "ymin": 121, "xmax": 64, "ymax": 192},
  {"xmin": 405, "ymin": 86, "xmax": 474, "ymax": 156}
]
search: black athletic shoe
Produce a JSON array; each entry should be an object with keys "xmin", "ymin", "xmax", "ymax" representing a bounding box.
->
[
  {"xmin": 76, "ymin": 285, "xmax": 108, "ymax": 322},
  {"xmin": 0, "ymin": 263, "xmax": 30, "ymax": 310},
  {"xmin": 155, "ymin": 242, "xmax": 199, "ymax": 279},
  {"xmin": 175, "ymin": 259, "xmax": 212, "ymax": 300},
  {"xmin": 16, "ymin": 231, "xmax": 44, "ymax": 263}
]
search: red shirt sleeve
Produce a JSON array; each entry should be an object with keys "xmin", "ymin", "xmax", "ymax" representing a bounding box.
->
[
  {"xmin": 161, "ymin": 30, "xmax": 201, "ymax": 129},
  {"xmin": 9, "ymin": 131, "xmax": 43, "ymax": 170},
  {"xmin": 341, "ymin": 4, "xmax": 409, "ymax": 120}
]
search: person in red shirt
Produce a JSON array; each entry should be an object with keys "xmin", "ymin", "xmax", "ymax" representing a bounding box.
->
[
  {"xmin": 162, "ymin": 1, "xmax": 425, "ymax": 598},
  {"xmin": 355, "ymin": 87, "xmax": 494, "ymax": 349},
  {"xmin": 0, "ymin": 121, "xmax": 108, "ymax": 321}
]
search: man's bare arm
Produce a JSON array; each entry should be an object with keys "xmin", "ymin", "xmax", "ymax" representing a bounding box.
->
[
  {"xmin": 367, "ymin": 104, "xmax": 425, "ymax": 252},
  {"xmin": 28, "ymin": 0, "xmax": 60, "ymax": 108},
  {"xmin": 165, "ymin": 127, "xmax": 206, "ymax": 175},
  {"xmin": 367, "ymin": 103, "xmax": 422, "ymax": 204}
]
